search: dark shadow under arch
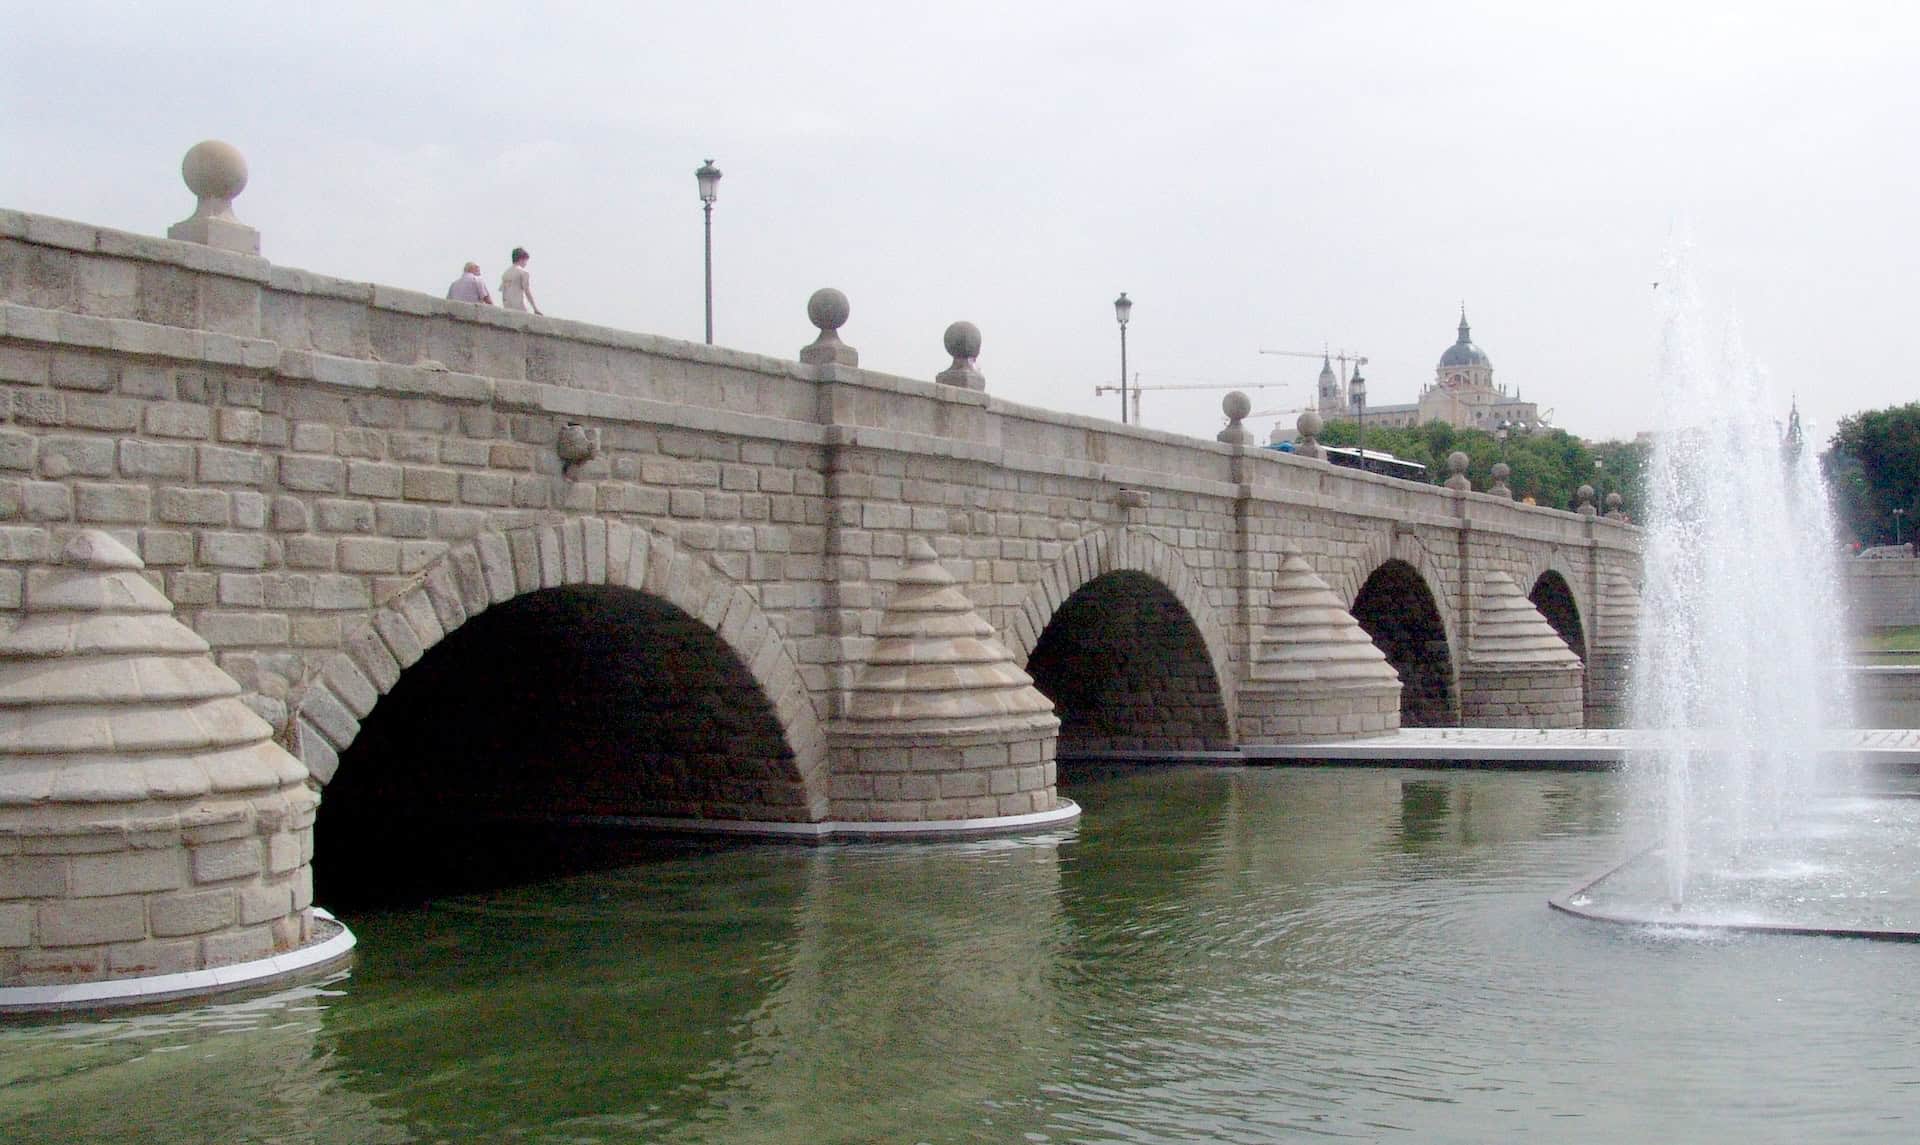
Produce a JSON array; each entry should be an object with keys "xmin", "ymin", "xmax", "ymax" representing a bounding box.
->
[
  {"xmin": 318, "ymin": 584, "xmax": 800, "ymax": 905},
  {"xmin": 1529, "ymin": 571, "xmax": 1587, "ymax": 663},
  {"xmin": 1352, "ymin": 560, "xmax": 1458, "ymax": 727},
  {"xmin": 1025, "ymin": 570, "xmax": 1232, "ymax": 756}
]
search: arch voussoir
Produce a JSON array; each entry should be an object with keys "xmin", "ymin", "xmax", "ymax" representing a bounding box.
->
[{"xmin": 292, "ymin": 520, "xmax": 829, "ymax": 819}]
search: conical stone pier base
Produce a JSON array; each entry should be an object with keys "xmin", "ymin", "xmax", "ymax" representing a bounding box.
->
[
  {"xmin": 1238, "ymin": 555, "xmax": 1403, "ymax": 743},
  {"xmin": 1458, "ymin": 571, "xmax": 1585, "ymax": 728},
  {"xmin": 0, "ymin": 532, "xmax": 352, "ymax": 1010},
  {"xmin": 828, "ymin": 539, "xmax": 1073, "ymax": 832}
]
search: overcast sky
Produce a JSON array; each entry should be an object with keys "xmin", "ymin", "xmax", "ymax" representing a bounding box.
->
[{"xmin": 6, "ymin": 2, "xmax": 1916, "ymax": 445}]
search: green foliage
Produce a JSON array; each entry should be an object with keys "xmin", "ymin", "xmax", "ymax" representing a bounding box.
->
[
  {"xmin": 1825, "ymin": 403, "xmax": 1920, "ymax": 545},
  {"xmin": 1314, "ymin": 419, "xmax": 1647, "ymax": 517}
]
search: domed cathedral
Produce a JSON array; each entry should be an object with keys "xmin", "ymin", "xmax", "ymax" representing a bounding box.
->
[
  {"xmin": 1278, "ymin": 310, "xmax": 1543, "ymax": 443},
  {"xmin": 1410, "ymin": 308, "xmax": 1540, "ymax": 431}
]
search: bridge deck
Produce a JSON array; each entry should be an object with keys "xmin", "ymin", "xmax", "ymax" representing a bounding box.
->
[{"xmin": 1071, "ymin": 729, "xmax": 1920, "ymax": 770}]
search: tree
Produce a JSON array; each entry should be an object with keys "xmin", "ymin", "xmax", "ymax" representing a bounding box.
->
[
  {"xmin": 1310, "ymin": 418, "xmax": 1649, "ymax": 519},
  {"xmin": 1825, "ymin": 403, "xmax": 1920, "ymax": 544}
]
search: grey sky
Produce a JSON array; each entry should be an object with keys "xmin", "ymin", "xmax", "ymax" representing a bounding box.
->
[{"xmin": 6, "ymin": 1, "xmax": 1916, "ymax": 445}]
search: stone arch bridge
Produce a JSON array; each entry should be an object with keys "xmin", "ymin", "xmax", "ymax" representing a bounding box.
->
[{"xmin": 0, "ymin": 201, "xmax": 1639, "ymax": 845}]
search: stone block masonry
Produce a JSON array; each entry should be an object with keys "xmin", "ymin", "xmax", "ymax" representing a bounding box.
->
[
  {"xmin": 0, "ymin": 531, "xmax": 322, "ymax": 993},
  {"xmin": 0, "ymin": 194, "xmax": 1639, "ymax": 852}
]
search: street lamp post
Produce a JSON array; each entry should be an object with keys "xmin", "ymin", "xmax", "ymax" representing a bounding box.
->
[
  {"xmin": 1896, "ymin": 508, "xmax": 1907, "ymax": 547},
  {"xmin": 1349, "ymin": 369, "xmax": 1367, "ymax": 471},
  {"xmin": 1114, "ymin": 293, "xmax": 1132, "ymax": 425},
  {"xmin": 695, "ymin": 158, "xmax": 722, "ymax": 344}
]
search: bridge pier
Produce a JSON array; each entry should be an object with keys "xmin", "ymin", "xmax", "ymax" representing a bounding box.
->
[
  {"xmin": 1238, "ymin": 555, "xmax": 1403, "ymax": 742},
  {"xmin": 0, "ymin": 532, "xmax": 350, "ymax": 1009},
  {"xmin": 828, "ymin": 539, "xmax": 1072, "ymax": 832},
  {"xmin": 1456, "ymin": 572, "xmax": 1588, "ymax": 728}
]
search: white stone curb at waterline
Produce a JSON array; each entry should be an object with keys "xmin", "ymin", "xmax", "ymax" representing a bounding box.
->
[
  {"xmin": 0, "ymin": 910, "xmax": 357, "ymax": 1013},
  {"xmin": 1064, "ymin": 728, "xmax": 1920, "ymax": 768},
  {"xmin": 559, "ymin": 798, "xmax": 1081, "ymax": 840}
]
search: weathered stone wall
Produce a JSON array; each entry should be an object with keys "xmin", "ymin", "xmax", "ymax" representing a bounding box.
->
[
  {"xmin": 0, "ymin": 206, "xmax": 1642, "ymax": 822},
  {"xmin": 1847, "ymin": 559, "xmax": 1920, "ymax": 631},
  {"xmin": 1457, "ymin": 668, "xmax": 1586, "ymax": 728},
  {"xmin": 0, "ymin": 784, "xmax": 317, "ymax": 986}
]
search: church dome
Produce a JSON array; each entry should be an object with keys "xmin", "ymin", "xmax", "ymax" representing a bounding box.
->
[{"xmin": 1438, "ymin": 310, "xmax": 1491, "ymax": 371}]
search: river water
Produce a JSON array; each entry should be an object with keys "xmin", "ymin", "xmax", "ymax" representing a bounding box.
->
[{"xmin": 5, "ymin": 765, "xmax": 1920, "ymax": 1143}]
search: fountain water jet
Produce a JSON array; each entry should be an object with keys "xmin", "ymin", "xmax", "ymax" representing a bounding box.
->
[{"xmin": 1552, "ymin": 250, "xmax": 1895, "ymax": 936}]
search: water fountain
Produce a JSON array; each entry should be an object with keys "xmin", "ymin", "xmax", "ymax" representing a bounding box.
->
[{"xmin": 1550, "ymin": 255, "xmax": 1920, "ymax": 938}]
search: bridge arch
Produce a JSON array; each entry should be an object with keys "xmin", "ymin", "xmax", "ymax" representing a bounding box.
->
[
  {"xmin": 1009, "ymin": 528, "xmax": 1235, "ymax": 753},
  {"xmin": 287, "ymin": 520, "xmax": 828, "ymax": 823},
  {"xmin": 1351, "ymin": 558, "xmax": 1459, "ymax": 727},
  {"xmin": 1527, "ymin": 567, "xmax": 1587, "ymax": 663}
]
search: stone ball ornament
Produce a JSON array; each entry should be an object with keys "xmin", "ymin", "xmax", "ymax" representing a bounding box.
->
[
  {"xmin": 181, "ymin": 140, "xmax": 249, "ymax": 208},
  {"xmin": 807, "ymin": 287, "xmax": 850, "ymax": 332},
  {"xmin": 1297, "ymin": 410, "xmax": 1323, "ymax": 437},
  {"xmin": 1448, "ymin": 451, "xmax": 1470, "ymax": 473},
  {"xmin": 1222, "ymin": 390, "xmax": 1252, "ymax": 422},
  {"xmin": 943, "ymin": 321, "xmax": 982, "ymax": 361}
]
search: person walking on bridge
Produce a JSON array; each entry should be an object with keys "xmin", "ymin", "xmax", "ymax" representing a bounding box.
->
[
  {"xmin": 500, "ymin": 247, "xmax": 542, "ymax": 315},
  {"xmin": 446, "ymin": 261, "xmax": 493, "ymax": 305}
]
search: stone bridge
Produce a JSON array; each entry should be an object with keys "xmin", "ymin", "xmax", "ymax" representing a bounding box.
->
[{"xmin": 0, "ymin": 166, "xmax": 1640, "ymax": 848}]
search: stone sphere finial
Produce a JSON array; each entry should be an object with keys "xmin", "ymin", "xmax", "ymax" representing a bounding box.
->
[
  {"xmin": 936, "ymin": 320, "xmax": 985, "ymax": 391},
  {"xmin": 168, "ymin": 139, "xmax": 260, "ymax": 254},
  {"xmin": 1216, "ymin": 390, "xmax": 1254, "ymax": 446},
  {"xmin": 181, "ymin": 140, "xmax": 249, "ymax": 210},
  {"xmin": 1489, "ymin": 461, "xmax": 1513, "ymax": 500},
  {"xmin": 800, "ymin": 288, "xmax": 858, "ymax": 366},
  {"xmin": 1576, "ymin": 483, "xmax": 1598, "ymax": 516},
  {"xmin": 1444, "ymin": 450, "xmax": 1472, "ymax": 491},
  {"xmin": 943, "ymin": 320, "xmax": 981, "ymax": 360},
  {"xmin": 1605, "ymin": 491, "xmax": 1623, "ymax": 510},
  {"xmin": 1293, "ymin": 410, "xmax": 1325, "ymax": 460},
  {"xmin": 807, "ymin": 287, "xmax": 849, "ymax": 333}
]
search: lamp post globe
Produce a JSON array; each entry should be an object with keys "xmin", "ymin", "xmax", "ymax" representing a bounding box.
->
[
  {"xmin": 695, "ymin": 159, "xmax": 722, "ymax": 344},
  {"xmin": 1113, "ymin": 292, "xmax": 1132, "ymax": 425}
]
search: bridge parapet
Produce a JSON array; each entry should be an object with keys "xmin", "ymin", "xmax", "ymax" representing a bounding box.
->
[{"xmin": 3, "ymin": 149, "xmax": 1638, "ymax": 851}]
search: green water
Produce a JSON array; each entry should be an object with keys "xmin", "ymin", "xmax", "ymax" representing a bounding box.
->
[{"xmin": 6, "ymin": 766, "xmax": 1920, "ymax": 1143}]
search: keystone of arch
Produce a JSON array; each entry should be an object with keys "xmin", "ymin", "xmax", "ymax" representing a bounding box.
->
[{"xmin": 286, "ymin": 519, "xmax": 827, "ymax": 814}]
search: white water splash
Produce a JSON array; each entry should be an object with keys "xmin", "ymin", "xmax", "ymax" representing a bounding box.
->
[{"xmin": 1625, "ymin": 246, "xmax": 1856, "ymax": 906}]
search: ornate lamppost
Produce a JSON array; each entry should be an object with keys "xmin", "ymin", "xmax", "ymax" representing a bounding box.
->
[
  {"xmin": 695, "ymin": 158, "xmax": 722, "ymax": 344},
  {"xmin": 1896, "ymin": 508, "xmax": 1907, "ymax": 547},
  {"xmin": 1114, "ymin": 292, "xmax": 1132, "ymax": 424}
]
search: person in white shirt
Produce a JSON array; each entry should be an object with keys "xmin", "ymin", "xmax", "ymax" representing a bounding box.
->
[
  {"xmin": 500, "ymin": 247, "xmax": 541, "ymax": 315},
  {"xmin": 446, "ymin": 262, "xmax": 493, "ymax": 305}
]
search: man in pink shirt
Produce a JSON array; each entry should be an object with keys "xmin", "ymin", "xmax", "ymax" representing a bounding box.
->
[{"xmin": 446, "ymin": 262, "xmax": 493, "ymax": 305}]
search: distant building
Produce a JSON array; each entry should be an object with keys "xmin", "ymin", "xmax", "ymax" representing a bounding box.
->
[{"xmin": 1312, "ymin": 310, "xmax": 1543, "ymax": 434}]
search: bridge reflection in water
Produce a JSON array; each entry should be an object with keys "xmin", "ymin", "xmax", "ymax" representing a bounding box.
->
[{"xmin": 9, "ymin": 765, "xmax": 1919, "ymax": 1143}]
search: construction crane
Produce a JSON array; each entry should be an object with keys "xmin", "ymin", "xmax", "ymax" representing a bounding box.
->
[
  {"xmin": 1258, "ymin": 347, "xmax": 1368, "ymax": 388},
  {"xmin": 1094, "ymin": 374, "xmax": 1289, "ymax": 426},
  {"xmin": 1247, "ymin": 404, "xmax": 1309, "ymax": 445}
]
